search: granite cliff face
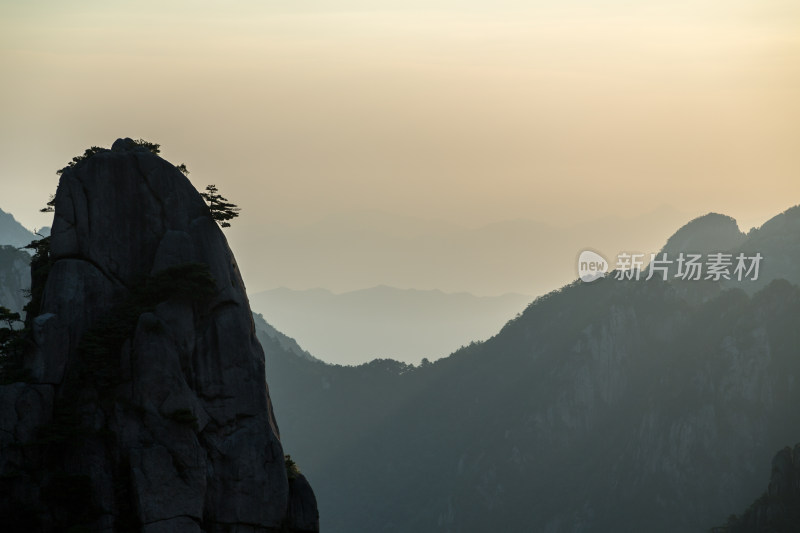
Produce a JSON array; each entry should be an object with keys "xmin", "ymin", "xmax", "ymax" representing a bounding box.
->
[{"xmin": 0, "ymin": 138, "xmax": 318, "ymax": 532}]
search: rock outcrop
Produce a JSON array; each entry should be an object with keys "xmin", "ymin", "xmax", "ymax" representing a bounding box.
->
[
  {"xmin": 660, "ymin": 212, "xmax": 746, "ymax": 257},
  {"xmin": 730, "ymin": 204, "xmax": 800, "ymax": 293},
  {"xmin": 0, "ymin": 138, "xmax": 318, "ymax": 532},
  {"xmin": 711, "ymin": 444, "xmax": 800, "ymax": 532}
]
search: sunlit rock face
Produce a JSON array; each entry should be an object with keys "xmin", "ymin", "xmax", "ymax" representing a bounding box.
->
[{"xmin": 0, "ymin": 138, "xmax": 318, "ymax": 533}]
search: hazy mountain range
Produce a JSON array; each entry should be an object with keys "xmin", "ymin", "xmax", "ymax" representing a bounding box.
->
[
  {"xmin": 234, "ymin": 205, "xmax": 691, "ymax": 297},
  {"xmin": 3, "ymin": 195, "xmax": 799, "ymax": 531},
  {"xmin": 0, "ymin": 208, "xmax": 35, "ymax": 316},
  {"xmin": 257, "ymin": 204, "xmax": 800, "ymax": 532},
  {"xmin": 250, "ymin": 286, "xmax": 531, "ymax": 365},
  {"xmin": 3, "ymin": 204, "xmax": 692, "ymax": 366},
  {"xmin": 0, "ymin": 245, "xmax": 30, "ymax": 316},
  {"xmin": 0, "ymin": 207, "xmax": 36, "ymax": 249},
  {"xmin": 252, "ymin": 311, "xmax": 320, "ymax": 363}
]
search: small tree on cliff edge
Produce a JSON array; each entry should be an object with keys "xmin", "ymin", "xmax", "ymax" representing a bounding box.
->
[{"xmin": 201, "ymin": 184, "xmax": 240, "ymax": 228}]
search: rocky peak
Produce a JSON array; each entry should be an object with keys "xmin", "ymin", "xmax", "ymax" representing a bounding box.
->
[
  {"xmin": 711, "ymin": 444, "xmax": 800, "ymax": 532},
  {"xmin": 0, "ymin": 138, "xmax": 318, "ymax": 532},
  {"xmin": 660, "ymin": 212, "xmax": 745, "ymax": 256},
  {"xmin": 729, "ymin": 204, "xmax": 800, "ymax": 292}
]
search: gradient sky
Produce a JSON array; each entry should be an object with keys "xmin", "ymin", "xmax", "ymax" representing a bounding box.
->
[{"xmin": 1, "ymin": 1, "xmax": 798, "ymax": 294}]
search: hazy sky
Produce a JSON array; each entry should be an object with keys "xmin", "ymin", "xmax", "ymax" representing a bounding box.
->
[{"xmin": 1, "ymin": 1, "xmax": 798, "ymax": 294}]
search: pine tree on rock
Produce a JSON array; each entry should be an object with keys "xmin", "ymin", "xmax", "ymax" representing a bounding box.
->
[{"xmin": 201, "ymin": 184, "xmax": 241, "ymax": 228}]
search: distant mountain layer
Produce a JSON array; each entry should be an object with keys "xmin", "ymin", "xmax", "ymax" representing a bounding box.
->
[
  {"xmin": 0, "ymin": 207, "xmax": 34, "ymax": 248},
  {"xmin": 252, "ymin": 311, "xmax": 320, "ymax": 363},
  {"xmin": 250, "ymin": 286, "xmax": 531, "ymax": 365},
  {"xmin": 233, "ymin": 205, "xmax": 689, "ymax": 297},
  {"xmin": 264, "ymin": 204, "xmax": 800, "ymax": 533},
  {"xmin": 0, "ymin": 245, "xmax": 31, "ymax": 315}
]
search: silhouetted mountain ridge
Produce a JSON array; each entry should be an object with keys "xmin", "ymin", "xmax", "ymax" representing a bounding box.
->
[
  {"xmin": 252, "ymin": 311, "xmax": 320, "ymax": 363},
  {"xmin": 660, "ymin": 212, "xmax": 745, "ymax": 256},
  {"xmin": 265, "ymin": 205, "xmax": 800, "ymax": 532},
  {"xmin": 730, "ymin": 204, "xmax": 800, "ymax": 293},
  {"xmin": 0, "ymin": 207, "xmax": 35, "ymax": 248}
]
